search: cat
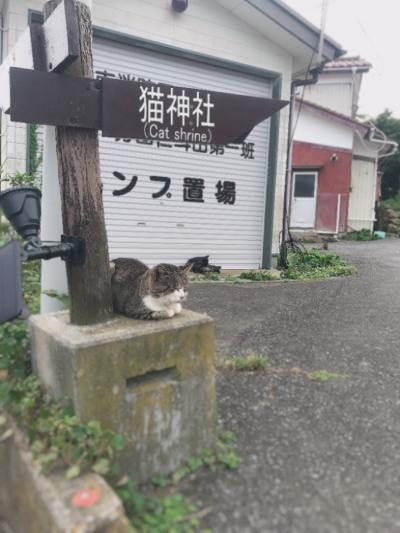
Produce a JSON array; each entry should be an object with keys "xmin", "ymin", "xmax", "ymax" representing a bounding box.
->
[{"xmin": 110, "ymin": 258, "xmax": 191, "ymax": 320}]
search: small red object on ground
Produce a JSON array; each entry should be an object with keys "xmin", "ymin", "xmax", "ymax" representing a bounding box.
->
[{"xmin": 72, "ymin": 488, "xmax": 100, "ymax": 508}]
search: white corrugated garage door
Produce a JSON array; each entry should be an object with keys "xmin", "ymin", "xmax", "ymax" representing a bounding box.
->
[{"xmin": 37, "ymin": 38, "xmax": 271, "ymax": 269}]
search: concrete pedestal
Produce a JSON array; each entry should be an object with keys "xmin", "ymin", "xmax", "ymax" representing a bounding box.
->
[{"xmin": 30, "ymin": 310, "xmax": 217, "ymax": 482}]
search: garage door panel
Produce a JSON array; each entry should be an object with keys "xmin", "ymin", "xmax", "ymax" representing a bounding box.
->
[{"xmin": 94, "ymin": 38, "xmax": 272, "ymax": 268}]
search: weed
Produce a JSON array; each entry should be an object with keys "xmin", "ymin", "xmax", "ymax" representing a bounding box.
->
[
  {"xmin": 308, "ymin": 370, "xmax": 339, "ymax": 382},
  {"xmin": 150, "ymin": 431, "xmax": 241, "ymax": 487},
  {"xmin": 225, "ymin": 353, "xmax": 269, "ymax": 371},
  {"xmin": 340, "ymin": 229, "xmax": 379, "ymax": 241},
  {"xmin": 282, "ymin": 249, "xmax": 355, "ymax": 280},
  {"xmin": 43, "ymin": 289, "xmax": 70, "ymax": 309},
  {"xmin": 118, "ymin": 477, "xmax": 199, "ymax": 533},
  {"xmin": 382, "ymin": 194, "xmax": 400, "ymax": 212},
  {"xmin": 238, "ymin": 270, "xmax": 278, "ymax": 281}
]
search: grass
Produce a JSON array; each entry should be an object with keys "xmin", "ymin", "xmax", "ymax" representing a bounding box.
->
[
  {"xmin": 308, "ymin": 370, "xmax": 340, "ymax": 382},
  {"xmin": 340, "ymin": 229, "xmax": 379, "ymax": 241},
  {"xmin": 382, "ymin": 194, "xmax": 400, "ymax": 212},
  {"xmin": 282, "ymin": 248, "xmax": 355, "ymax": 281},
  {"xmin": 238, "ymin": 270, "xmax": 277, "ymax": 281},
  {"xmin": 224, "ymin": 353, "xmax": 269, "ymax": 371}
]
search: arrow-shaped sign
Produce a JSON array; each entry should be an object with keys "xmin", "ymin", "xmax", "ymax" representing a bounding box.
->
[{"xmin": 10, "ymin": 67, "xmax": 288, "ymax": 145}]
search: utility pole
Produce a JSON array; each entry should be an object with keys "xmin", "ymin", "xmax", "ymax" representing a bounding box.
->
[{"xmin": 279, "ymin": 0, "xmax": 329, "ymax": 269}]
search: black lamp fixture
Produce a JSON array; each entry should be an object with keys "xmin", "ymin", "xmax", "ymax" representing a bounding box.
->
[
  {"xmin": 172, "ymin": 0, "xmax": 188, "ymax": 13},
  {"xmin": 0, "ymin": 185, "xmax": 84, "ymax": 263}
]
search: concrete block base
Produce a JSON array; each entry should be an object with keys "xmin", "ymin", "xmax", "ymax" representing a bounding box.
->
[
  {"xmin": 0, "ymin": 417, "xmax": 130, "ymax": 533},
  {"xmin": 30, "ymin": 310, "xmax": 217, "ymax": 482}
]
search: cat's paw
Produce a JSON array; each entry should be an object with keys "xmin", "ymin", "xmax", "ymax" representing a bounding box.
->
[
  {"xmin": 170, "ymin": 303, "xmax": 182, "ymax": 315},
  {"xmin": 152, "ymin": 309, "xmax": 174, "ymax": 319}
]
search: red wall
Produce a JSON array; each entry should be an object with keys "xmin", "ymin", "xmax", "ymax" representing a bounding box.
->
[{"xmin": 292, "ymin": 141, "xmax": 353, "ymax": 232}]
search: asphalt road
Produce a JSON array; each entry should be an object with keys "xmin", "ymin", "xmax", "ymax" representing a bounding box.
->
[{"xmin": 182, "ymin": 239, "xmax": 400, "ymax": 533}]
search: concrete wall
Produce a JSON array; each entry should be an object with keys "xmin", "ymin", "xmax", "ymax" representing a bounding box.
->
[
  {"xmin": 0, "ymin": 0, "xmax": 293, "ymax": 254},
  {"xmin": 0, "ymin": 416, "xmax": 130, "ymax": 533},
  {"xmin": 292, "ymin": 141, "xmax": 352, "ymax": 233}
]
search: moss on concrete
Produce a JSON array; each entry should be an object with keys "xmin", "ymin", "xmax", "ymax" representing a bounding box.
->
[{"xmin": 30, "ymin": 310, "xmax": 217, "ymax": 482}]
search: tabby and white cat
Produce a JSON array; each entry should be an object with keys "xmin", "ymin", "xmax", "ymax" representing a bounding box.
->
[{"xmin": 111, "ymin": 258, "xmax": 190, "ymax": 320}]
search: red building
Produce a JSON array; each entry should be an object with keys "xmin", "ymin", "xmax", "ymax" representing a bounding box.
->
[
  {"xmin": 290, "ymin": 57, "xmax": 397, "ymax": 235},
  {"xmin": 291, "ymin": 100, "xmax": 369, "ymax": 233}
]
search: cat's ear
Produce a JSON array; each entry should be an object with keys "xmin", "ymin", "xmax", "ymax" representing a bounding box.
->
[{"xmin": 182, "ymin": 263, "xmax": 192, "ymax": 274}]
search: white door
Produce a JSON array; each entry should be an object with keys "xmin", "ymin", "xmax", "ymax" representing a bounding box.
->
[
  {"xmin": 290, "ymin": 172, "xmax": 318, "ymax": 228},
  {"xmin": 348, "ymin": 158, "xmax": 377, "ymax": 232}
]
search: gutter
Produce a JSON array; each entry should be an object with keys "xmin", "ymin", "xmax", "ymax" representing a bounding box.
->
[
  {"xmin": 368, "ymin": 125, "xmax": 398, "ymax": 160},
  {"xmin": 244, "ymin": 0, "xmax": 344, "ymax": 62}
]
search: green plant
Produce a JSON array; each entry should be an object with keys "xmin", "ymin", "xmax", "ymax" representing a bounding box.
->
[
  {"xmin": 282, "ymin": 249, "xmax": 355, "ymax": 280},
  {"xmin": 382, "ymin": 194, "xmax": 400, "ymax": 212},
  {"xmin": 28, "ymin": 124, "xmax": 43, "ymax": 179},
  {"xmin": 0, "ymin": 171, "xmax": 39, "ymax": 188},
  {"xmin": 149, "ymin": 431, "xmax": 241, "ymax": 487},
  {"xmin": 203, "ymin": 272, "xmax": 220, "ymax": 281},
  {"xmin": 239, "ymin": 269, "xmax": 277, "ymax": 281},
  {"xmin": 226, "ymin": 353, "xmax": 269, "ymax": 371},
  {"xmin": 118, "ymin": 476, "xmax": 199, "ymax": 533},
  {"xmin": 0, "ymin": 375, "xmax": 125, "ymax": 478},
  {"xmin": 43, "ymin": 289, "xmax": 70, "ymax": 310},
  {"xmin": 308, "ymin": 370, "xmax": 339, "ymax": 382},
  {"xmin": 340, "ymin": 229, "xmax": 379, "ymax": 241}
]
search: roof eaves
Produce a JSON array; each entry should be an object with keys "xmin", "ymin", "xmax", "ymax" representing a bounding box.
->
[
  {"xmin": 244, "ymin": 0, "xmax": 345, "ymax": 62},
  {"xmin": 297, "ymin": 99, "xmax": 370, "ymax": 135}
]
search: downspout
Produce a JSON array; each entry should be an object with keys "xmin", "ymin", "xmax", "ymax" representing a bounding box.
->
[{"xmin": 279, "ymin": 70, "xmax": 321, "ymax": 269}]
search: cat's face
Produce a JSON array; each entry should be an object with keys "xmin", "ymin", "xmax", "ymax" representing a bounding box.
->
[{"xmin": 150, "ymin": 263, "xmax": 190, "ymax": 302}]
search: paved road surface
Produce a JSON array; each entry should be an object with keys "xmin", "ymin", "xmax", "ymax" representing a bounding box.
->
[{"xmin": 183, "ymin": 239, "xmax": 400, "ymax": 533}]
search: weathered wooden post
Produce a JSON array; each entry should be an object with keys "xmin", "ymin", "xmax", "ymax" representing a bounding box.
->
[{"xmin": 43, "ymin": 0, "xmax": 112, "ymax": 325}]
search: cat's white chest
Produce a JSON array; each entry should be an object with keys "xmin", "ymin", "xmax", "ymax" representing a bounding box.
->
[{"xmin": 143, "ymin": 292, "xmax": 183, "ymax": 318}]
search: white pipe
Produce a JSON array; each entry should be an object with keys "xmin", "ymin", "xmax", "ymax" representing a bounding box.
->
[
  {"xmin": 317, "ymin": 0, "xmax": 329, "ymax": 66},
  {"xmin": 336, "ymin": 194, "xmax": 341, "ymax": 234},
  {"xmin": 369, "ymin": 125, "xmax": 398, "ymax": 159},
  {"xmin": 40, "ymin": 126, "xmax": 68, "ymax": 313}
]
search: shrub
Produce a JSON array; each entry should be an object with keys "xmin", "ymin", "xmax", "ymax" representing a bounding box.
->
[
  {"xmin": 282, "ymin": 249, "xmax": 354, "ymax": 280},
  {"xmin": 239, "ymin": 270, "xmax": 277, "ymax": 281},
  {"xmin": 340, "ymin": 229, "xmax": 379, "ymax": 241}
]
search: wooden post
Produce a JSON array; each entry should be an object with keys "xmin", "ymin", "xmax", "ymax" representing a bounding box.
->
[{"xmin": 43, "ymin": 0, "xmax": 112, "ymax": 325}]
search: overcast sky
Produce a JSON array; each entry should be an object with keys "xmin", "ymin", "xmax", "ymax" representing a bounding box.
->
[{"xmin": 283, "ymin": 0, "xmax": 400, "ymax": 119}]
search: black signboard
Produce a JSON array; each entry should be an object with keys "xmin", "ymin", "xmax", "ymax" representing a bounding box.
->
[
  {"xmin": 10, "ymin": 67, "xmax": 288, "ymax": 145},
  {"xmin": 102, "ymin": 78, "xmax": 288, "ymax": 145}
]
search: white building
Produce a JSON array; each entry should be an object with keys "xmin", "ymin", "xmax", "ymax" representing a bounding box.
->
[
  {"xmin": 0, "ymin": 0, "xmax": 344, "ymax": 268},
  {"xmin": 291, "ymin": 57, "xmax": 397, "ymax": 234}
]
